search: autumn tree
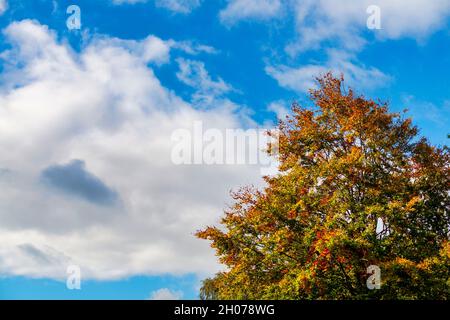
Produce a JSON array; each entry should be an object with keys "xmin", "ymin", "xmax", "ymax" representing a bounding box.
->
[{"xmin": 197, "ymin": 73, "xmax": 450, "ymax": 300}]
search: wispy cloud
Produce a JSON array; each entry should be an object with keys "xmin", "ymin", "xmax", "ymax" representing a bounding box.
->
[
  {"xmin": 176, "ymin": 58, "xmax": 234, "ymax": 105},
  {"xmin": 402, "ymin": 95, "xmax": 450, "ymax": 127},
  {"xmin": 112, "ymin": 0, "xmax": 203, "ymax": 14},
  {"xmin": 220, "ymin": 0, "xmax": 282, "ymax": 26},
  {"xmin": 266, "ymin": 49, "xmax": 392, "ymax": 94},
  {"xmin": 0, "ymin": 0, "xmax": 7, "ymax": 15},
  {"xmin": 221, "ymin": 0, "xmax": 450, "ymax": 98}
]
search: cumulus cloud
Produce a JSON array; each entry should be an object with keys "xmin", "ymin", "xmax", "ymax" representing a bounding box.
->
[
  {"xmin": 41, "ymin": 160, "xmax": 120, "ymax": 206},
  {"xmin": 220, "ymin": 0, "xmax": 282, "ymax": 25},
  {"xmin": 85, "ymin": 34, "xmax": 171, "ymax": 65},
  {"xmin": 149, "ymin": 288, "xmax": 183, "ymax": 300},
  {"xmin": 0, "ymin": 20, "xmax": 265, "ymax": 280}
]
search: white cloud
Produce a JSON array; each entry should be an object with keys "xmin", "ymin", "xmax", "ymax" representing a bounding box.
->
[
  {"xmin": 88, "ymin": 35, "xmax": 172, "ymax": 66},
  {"xmin": 401, "ymin": 95, "xmax": 450, "ymax": 126},
  {"xmin": 149, "ymin": 288, "xmax": 183, "ymax": 300},
  {"xmin": 267, "ymin": 101, "xmax": 289, "ymax": 120},
  {"xmin": 176, "ymin": 58, "xmax": 233, "ymax": 106},
  {"xmin": 220, "ymin": 1, "xmax": 449, "ymax": 95},
  {"xmin": 97, "ymin": 36, "xmax": 216, "ymax": 66},
  {"xmin": 112, "ymin": 0, "xmax": 202, "ymax": 14},
  {"xmin": 170, "ymin": 40, "xmax": 218, "ymax": 56},
  {"xmin": 266, "ymin": 64, "xmax": 327, "ymax": 94},
  {"xmin": 0, "ymin": 20, "xmax": 265, "ymax": 280},
  {"xmin": 266, "ymin": 49, "xmax": 391, "ymax": 93},
  {"xmin": 112, "ymin": 0, "xmax": 146, "ymax": 3},
  {"xmin": 218, "ymin": 1, "xmax": 450, "ymax": 53},
  {"xmin": 220, "ymin": 0, "xmax": 282, "ymax": 25},
  {"xmin": 288, "ymin": 0, "xmax": 450, "ymax": 54},
  {"xmin": 0, "ymin": 0, "xmax": 7, "ymax": 15},
  {"xmin": 155, "ymin": 0, "xmax": 202, "ymax": 14},
  {"xmin": 139, "ymin": 36, "xmax": 172, "ymax": 64}
]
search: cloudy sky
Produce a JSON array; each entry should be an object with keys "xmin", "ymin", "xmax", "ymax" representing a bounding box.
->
[{"xmin": 0, "ymin": 0, "xmax": 449, "ymax": 299}]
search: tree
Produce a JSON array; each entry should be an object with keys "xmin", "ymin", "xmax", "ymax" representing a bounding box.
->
[{"xmin": 196, "ymin": 73, "xmax": 450, "ymax": 299}]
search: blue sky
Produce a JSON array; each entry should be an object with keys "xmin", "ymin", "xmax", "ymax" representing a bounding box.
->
[{"xmin": 0, "ymin": 0, "xmax": 449, "ymax": 300}]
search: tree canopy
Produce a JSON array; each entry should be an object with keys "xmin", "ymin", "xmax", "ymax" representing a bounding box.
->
[{"xmin": 197, "ymin": 73, "xmax": 450, "ymax": 300}]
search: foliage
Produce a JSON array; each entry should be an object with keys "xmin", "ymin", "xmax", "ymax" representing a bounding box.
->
[{"xmin": 196, "ymin": 73, "xmax": 450, "ymax": 299}]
